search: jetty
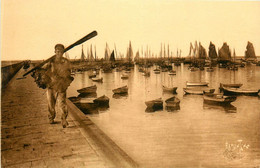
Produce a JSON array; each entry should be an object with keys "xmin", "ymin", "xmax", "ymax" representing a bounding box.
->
[{"xmin": 1, "ymin": 67, "xmax": 138, "ymax": 168}]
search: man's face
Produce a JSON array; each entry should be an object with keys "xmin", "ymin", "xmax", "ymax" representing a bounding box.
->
[{"xmin": 55, "ymin": 47, "xmax": 64, "ymax": 58}]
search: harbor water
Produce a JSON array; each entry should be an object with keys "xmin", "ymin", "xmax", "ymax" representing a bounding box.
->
[{"xmin": 67, "ymin": 64, "xmax": 260, "ymax": 168}]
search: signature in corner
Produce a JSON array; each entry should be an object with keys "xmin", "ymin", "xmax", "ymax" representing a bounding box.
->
[{"xmin": 223, "ymin": 140, "xmax": 250, "ymax": 160}]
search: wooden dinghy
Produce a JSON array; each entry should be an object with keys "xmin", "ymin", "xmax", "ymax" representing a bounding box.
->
[
  {"xmin": 162, "ymin": 85, "xmax": 177, "ymax": 94},
  {"xmin": 222, "ymin": 86, "xmax": 260, "ymax": 96},
  {"xmin": 168, "ymin": 70, "xmax": 176, "ymax": 75},
  {"xmin": 186, "ymin": 81, "xmax": 209, "ymax": 87},
  {"xmin": 121, "ymin": 73, "xmax": 129, "ymax": 79},
  {"xmin": 88, "ymin": 74, "xmax": 96, "ymax": 79},
  {"xmin": 219, "ymin": 83, "xmax": 243, "ymax": 89},
  {"xmin": 145, "ymin": 98, "xmax": 163, "ymax": 112},
  {"xmin": 93, "ymin": 95, "xmax": 110, "ymax": 107},
  {"xmin": 142, "ymin": 71, "xmax": 150, "ymax": 77},
  {"xmin": 69, "ymin": 98, "xmax": 98, "ymax": 114},
  {"xmin": 188, "ymin": 67, "xmax": 199, "ymax": 71},
  {"xmin": 153, "ymin": 68, "xmax": 160, "ymax": 74},
  {"xmin": 112, "ymin": 85, "xmax": 128, "ymax": 94},
  {"xmin": 206, "ymin": 67, "xmax": 214, "ymax": 72},
  {"xmin": 183, "ymin": 87, "xmax": 215, "ymax": 95},
  {"xmin": 165, "ymin": 96, "xmax": 180, "ymax": 111},
  {"xmin": 203, "ymin": 93, "xmax": 237, "ymax": 105},
  {"xmin": 77, "ymin": 85, "xmax": 97, "ymax": 94},
  {"xmin": 92, "ymin": 77, "xmax": 103, "ymax": 82}
]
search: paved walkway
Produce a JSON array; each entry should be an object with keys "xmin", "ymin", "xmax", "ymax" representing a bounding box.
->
[{"xmin": 1, "ymin": 68, "xmax": 138, "ymax": 168}]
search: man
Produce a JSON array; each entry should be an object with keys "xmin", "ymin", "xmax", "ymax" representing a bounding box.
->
[{"xmin": 41, "ymin": 44, "xmax": 73, "ymax": 128}]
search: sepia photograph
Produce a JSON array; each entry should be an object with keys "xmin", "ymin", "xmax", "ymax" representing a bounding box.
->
[{"xmin": 1, "ymin": 0, "xmax": 260, "ymax": 167}]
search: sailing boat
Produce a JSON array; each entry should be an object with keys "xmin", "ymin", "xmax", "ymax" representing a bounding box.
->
[
  {"xmin": 125, "ymin": 41, "xmax": 134, "ymax": 70},
  {"xmin": 228, "ymin": 49, "xmax": 238, "ymax": 71},
  {"xmin": 188, "ymin": 41, "xmax": 199, "ymax": 71},
  {"xmin": 102, "ymin": 43, "xmax": 113, "ymax": 73},
  {"xmin": 174, "ymin": 48, "xmax": 181, "ymax": 66},
  {"xmin": 245, "ymin": 41, "xmax": 257, "ymax": 64},
  {"xmin": 142, "ymin": 46, "xmax": 150, "ymax": 77}
]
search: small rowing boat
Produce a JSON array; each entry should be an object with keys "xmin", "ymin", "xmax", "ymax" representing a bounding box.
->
[
  {"xmin": 203, "ymin": 93, "xmax": 237, "ymax": 105},
  {"xmin": 186, "ymin": 81, "xmax": 209, "ymax": 87},
  {"xmin": 112, "ymin": 85, "xmax": 128, "ymax": 94},
  {"xmin": 154, "ymin": 69, "xmax": 160, "ymax": 74},
  {"xmin": 88, "ymin": 74, "xmax": 96, "ymax": 79},
  {"xmin": 219, "ymin": 83, "xmax": 243, "ymax": 89},
  {"xmin": 92, "ymin": 77, "xmax": 103, "ymax": 82},
  {"xmin": 93, "ymin": 95, "xmax": 110, "ymax": 107},
  {"xmin": 142, "ymin": 71, "xmax": 150, "ymax": 77},
  {"xmin": 168, "ymin": 70, "xmax": 176, "ymax": 75},
  {"xmin": 165, "ymin": 96, "xmax": 180, "ymax": 111},
  {"xmin": 145, "ymin": 98, "xmax": 163, "ymax": 112},
  {"xmin": 77, "ymin": 85, "xmax": 97, "ymax": 94},
  {"xmin": 206, "ymin": 67, "xmax": 214, "ymax": 72},
  {"xmin": 183, "ymin": 87, "xmax": 215, "ymax": 95},
  {"xmin": 222, "ymin": 86, "xmax": 260, "ymax": 96},
  {"xmin": 121, "ymin": 73, "xmax": 129, "ymax": 79},
  {"xmin": 162, "ymin": 85, "xmax": 177, "ymax": 94}
]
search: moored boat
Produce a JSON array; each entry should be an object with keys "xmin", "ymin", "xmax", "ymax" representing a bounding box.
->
[
  {"xmin": 168, "ymin": 70, "xmax": 176, "ymax": 75},
  {"xmin": 112, "ymin": 85, "xmax": 128, "ymax": 94},
  {"xmin": 121, "ymin": 73, "xmax": 129, "ymax": 79},
  {"xmin": 186, "ymin": 81, "xmax": 208, "ymax": 87},
  {"xmin": 70, "ymin": 98, "xmax": 98, "ymax": 114},
  {"xmin": 162, "ymin": 85, "xmax": 177, "ymax": 94},
  {"xmin": 203, "ymin": 93, "xmax": 236, "ymax": 105},
  {"xmin": 183, "ymin": 87, "xmax": 215, "ymax": 95},
  {"xmin": 92, "ymin": 77, "xmax": 103, "ymax": 82},
  {"xmin": 188, "ymin": 67, "xmax": 198, "ymax": 71},
  {"xmin": 206, "ymin": 67, "xmax": 214, "ymax": 72},
  {"xmin": 77, "ymin": 85, "xmax": 97, "ymax": 94},
  {"xmin": 142, "ymin": 71, "xmax": 150, "ymax": 77},
  {"xmin": 222, "ymin": 86, "xmax": 260, "ymax": 96},
  {"xmin": 219, "ymin": 83, "xmax": 243, "ymax": 89},
  {"xmin": 88, "ymin": 74, "xmax": 96, "ymax": 79},
  {"xmin": 165, "ymin": 96, "xmax": 180, "ymax": 111},
  {"xmin": 93, "ymin": 95, "xmax": 110, "ymax": 107},
  {"xmin": 145, "ymin": 98, "xmax": 163, "ymax": 112},
  {"xmin": 154, "ymin": 69, "xmax": 160, "ymax": 74}
]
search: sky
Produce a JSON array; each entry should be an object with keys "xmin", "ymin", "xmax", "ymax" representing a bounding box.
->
[{"xmin": 1, "ymin": 0, "xmax": 260, "ymax": 61}]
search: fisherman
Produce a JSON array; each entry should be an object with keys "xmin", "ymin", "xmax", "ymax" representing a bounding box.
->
[{"xmin": 39, "ymin": 44, "xmax": 73, "ymax": 128}]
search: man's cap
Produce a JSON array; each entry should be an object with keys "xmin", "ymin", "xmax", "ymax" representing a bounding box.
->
[{"xmin": 55, "ymin": 44, "xmax": 65, "ymax": 50}]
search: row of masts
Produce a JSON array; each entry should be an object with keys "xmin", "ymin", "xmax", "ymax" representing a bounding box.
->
[
  {"xmin": 69, "ymin": 41, "xmax": 253, "ymax": 63},
  {"xmin": 73, "ymin": 42, "xmax": 183, "ymax": 62}
]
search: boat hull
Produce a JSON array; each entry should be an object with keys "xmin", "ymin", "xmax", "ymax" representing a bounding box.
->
[
  {"xmin": 92, "ymin": 77, "xmax": 103, "ymax": 82},
  {"xmin": 162, "ymin": 86, "xmax": 178, "ymax": 94},
  {"xmin": 145, "ymin": 98, "xmax": 163, "ymax": 112},
  {"xmin": 186, "ymin": 82, "xmax": 208, "ymax": 87},
  {"xmin": 112, "ymin": 86, "xmax": 128, "ymax": 94},
  {"xmin": 93, "ymin": 95, "xmax": 110, "ymax": 107},
  {"xmin": 77, "ymin": 85, "xmax": 97, "ymax": 94},
  {"xmin": 183, "ymin": 88, "xmax": 215, "ymax": 95},
  {"xmin": 222, "ymin": 87, "xmax": 260, "ymax": 96},
  {"xmin": 219, "ymin": 83, "xmax": 243, "ymax": 89},
  {"xmin": 165, "ymin": 96, "xmax": 180, "ymax": 111},
  {"xmin": 203, "ymin": 94, "xmax": 237, "ymax": 105}
]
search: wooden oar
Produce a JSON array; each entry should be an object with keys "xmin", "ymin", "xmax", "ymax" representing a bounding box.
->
[{"xmin": 23, "ymin": 30, "xmax": 97, "ymax": 77}]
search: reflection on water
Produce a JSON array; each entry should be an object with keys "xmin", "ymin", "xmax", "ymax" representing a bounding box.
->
[
  {"xmin": 112, "ymin": 93, "xmax": 128, "ymax": 99},
  {"xmin": 203, "ymin": 102, "xmax": 237, "ymax": 113},
  {"xmin": 67, "ymin": 64, "xmax": 260, "ymax": 167}
]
